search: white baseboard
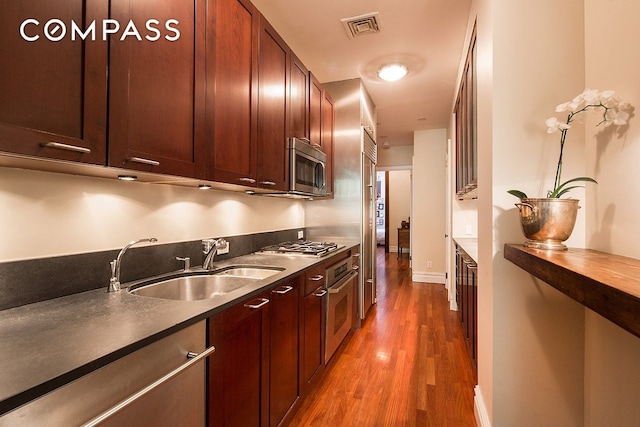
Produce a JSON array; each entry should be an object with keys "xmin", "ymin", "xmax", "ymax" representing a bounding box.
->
[
  {"xmin": 412, "ymin": 271, "xmax": 445, "ymax": 284},
  {"xmin": 474, "ymin": 385, "xmax": 491, "ymax": 427}
]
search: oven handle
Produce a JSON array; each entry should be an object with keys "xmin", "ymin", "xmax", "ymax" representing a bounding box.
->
[{"xmin": 328, "ymin": 270, "xmax": 358, "ymax": 294}]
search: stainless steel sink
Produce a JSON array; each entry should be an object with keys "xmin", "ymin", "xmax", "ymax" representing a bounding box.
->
[
  {"xmin": 128, "ymin": 266, "xmax": 283, "ymax": 301},
  {"xmin": 216, "ymin": 266, "xmax": 283, "ymax": 279}
]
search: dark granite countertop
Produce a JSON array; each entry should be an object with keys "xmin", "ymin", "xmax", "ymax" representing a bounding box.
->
[{"xmin": 0, "ymin": 242, "xmax": 358, "ymax": 416}]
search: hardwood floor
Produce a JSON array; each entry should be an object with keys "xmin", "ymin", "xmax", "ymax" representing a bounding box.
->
[{"xmin": 287, "ymin": 248, "xmax": 477, "ymax": 426}]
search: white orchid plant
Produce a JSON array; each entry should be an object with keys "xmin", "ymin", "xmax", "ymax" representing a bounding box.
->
[{"xmin": 508, "ymin": 88, "xmax": 631, "ymax": 199}]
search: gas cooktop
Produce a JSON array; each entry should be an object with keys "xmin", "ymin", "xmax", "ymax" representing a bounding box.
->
[{"xmin": 258, "ymin": 240, "xmax": 343, "ymax": 257}]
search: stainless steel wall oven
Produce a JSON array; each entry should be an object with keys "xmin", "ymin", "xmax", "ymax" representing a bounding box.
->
[{"xmin": 325, "ymin": 256, "xmax": 358, "ymax": 363}]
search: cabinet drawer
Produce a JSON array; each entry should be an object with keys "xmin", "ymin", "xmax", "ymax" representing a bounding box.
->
[{"xmin": 304, "ymin": 264, "xmax": 326, "ymax": 295}]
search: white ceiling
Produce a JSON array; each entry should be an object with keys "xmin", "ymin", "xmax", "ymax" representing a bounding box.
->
[{"xmin": 251, "ymin": 0, "xmax": 472, "ymax": 147}]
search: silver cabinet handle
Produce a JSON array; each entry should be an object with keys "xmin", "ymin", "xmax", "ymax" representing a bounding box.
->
[
  {"xmin": 40, "ymin": 141, "xmax": 91, "ymax": 154},
  {"xmin": 81, "ymin": 345, "xmax": 215, "ymax": 427},
  {"xmin": 128, "ymin": 157, "xmax": 160, "ymax": 166},
  {"xmin": 272, "ymin": 285, "xmax": 293, "ymax": 295},
  {"xmin": 244, "ymin": 298, "xmax": 269, "ymax": 309},
  {"xmin": 352, "ymin": 265, "xmax": 359, "ymax": 271},
  {"xmin": 314, "ymin": 289, "xmax": 327, "ymax": 297},
  {"xmin": 352, "ymin": 253, "xmax": 360, "ymax": 258},
  {"xmin": 366, "ymin": 279, "xmax": 373, "ymax": 284},
  {"xmin": 309, "ymin": 275, "xmax": 324, "ymax": 282},
  {"xmin": 260, "ymin": 181, "xmax": 276, "ymax": 186},
  {"xmin": 238, "ymin": 177, "xmax": 256, "ymax": 183}
]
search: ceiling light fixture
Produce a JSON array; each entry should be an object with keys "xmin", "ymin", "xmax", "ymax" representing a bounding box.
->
[
  {"xmin": 377, "ymin": 64, "xmax": 408, "ymax": 82},
  {"xmin": 117, "ymin": 175, "xmax": 138, "ymax": 181},
  {"xmin": 198, "ymin": 184, "xmax": 212, "ymax": 190}
]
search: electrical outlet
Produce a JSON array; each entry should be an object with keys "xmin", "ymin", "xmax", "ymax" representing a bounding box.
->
[
  {"xmin": 298, "ymin": 230, "xmax": 304, "ymax": 239},
  {"xmin": 217, "ymin": 241, "xmax": 229, "ymax": 255},
  {"xmin": 427, "ymin": 261, "xmax": 432, "ymax": 269}
]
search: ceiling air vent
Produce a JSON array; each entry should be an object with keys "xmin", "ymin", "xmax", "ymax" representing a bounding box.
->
[{"xmin": 340, "ymin": 12, "xmax": 381, "ymax": 39}]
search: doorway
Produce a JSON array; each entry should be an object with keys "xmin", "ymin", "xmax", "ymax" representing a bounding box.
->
[
  {"xmin": 375, "ymin": 171, "xmax": 388, "ymax": 251},
  {"xmin": 376, "ymin": 169, "xmax": 412, "ymax": 256}
]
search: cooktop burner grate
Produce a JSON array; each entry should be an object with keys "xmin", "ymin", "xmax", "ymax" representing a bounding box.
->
[{"xmin": 258, "ymin": 240, "xmax": 341, "ymax": 257}]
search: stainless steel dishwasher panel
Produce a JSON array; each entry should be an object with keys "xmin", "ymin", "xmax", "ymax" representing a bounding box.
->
[{"xmin": 0, "ymin": 321, "xmax": 210, "ymax": 427}]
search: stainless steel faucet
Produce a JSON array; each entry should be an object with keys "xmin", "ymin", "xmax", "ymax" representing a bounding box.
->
[
  {"xmin": 202, "ymin": 238, "xmax": 228, "ymax": 270},
  {"xmin": 108, "ymin": 238, "xmax": 158, "ymax": 292}
]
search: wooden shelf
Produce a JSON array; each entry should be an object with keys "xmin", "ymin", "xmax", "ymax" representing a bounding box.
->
[{"xmin": 504, "ymin": 244, "xmax": 640, "ymax": 339}]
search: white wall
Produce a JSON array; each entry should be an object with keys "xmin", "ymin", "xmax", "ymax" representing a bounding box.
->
[
  {"xmin": 0, "ymin": 167, "xmax": 304, "ymax": 261},
  {"xmin": 412, "ymin": 129, "xmax": 446, "ymax": 283},
  {"xmin": 459, "ymin": 0, "xmax": 589, "ymax": 425},
  {"xmin": 387, "ymin": 170, "xmax": 411, "ymax": 251},
  {"xmin": 583, "ymin": 0, "xmax": 640, "ymax": 425},
  {"xmin": 461, "ymin": 0, "xmax": 640, "ymax": 426},
  {"xmin": 491, "ymin": 0, "xmax": 588, "ymax": 424},
  {"xmin": 377, "ymin": 145, "xmax": 414, "ymax": 169}
]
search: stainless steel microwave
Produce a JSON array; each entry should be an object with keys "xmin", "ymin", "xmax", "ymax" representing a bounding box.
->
[{"xmin": 289, "ymin": 137, "xmax": 326, "ymax": 197}]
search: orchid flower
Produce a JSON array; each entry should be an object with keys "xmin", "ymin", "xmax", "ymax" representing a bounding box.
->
[{"xmin": 509, "ymin": 89, "xmax": 632, "ymax": 199}]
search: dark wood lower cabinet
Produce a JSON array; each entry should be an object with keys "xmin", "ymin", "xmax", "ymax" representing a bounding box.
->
[
  {"xmin": 208, "ymin": 275, "xmax": 302, "ymax": 427},
  {"xmin": 302, "ymin": 284, "xmax": 326, "ymax": 390},
  {"xmin": 269, "ymin": 278, "xmax": 301, "ymax": 427},
  {"xmin": 455, "ymin": 244, "xmax": 477, "ymax": 376},
  {"xmin": 208, "ymin": 292, "xmax": 271, "ymax": 426}
]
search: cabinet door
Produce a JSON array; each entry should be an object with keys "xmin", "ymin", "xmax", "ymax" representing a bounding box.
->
[
  {"xmin": 257, "ymin": 16, "xmax": 289, "ymax": 191},
  {"xmin": 108, "ymin": 0, "xmax": 205, "ymax": 178},
  {"xmin": 209, "ymin": 294, "xmax": 270, "ymax": 427},
  {"xmin": 309, "ymin": 73, "xmax": 322, "ymax": 148},
  {"xmin": 206, "ymin": 0, "xmax": 259, "ymax": 186},
  {"xmin": 322, "ymin": 88, "xmax": 335, "ymax": 196},
  {"xmin": 270, "ymin": 278, "xmax": 301, "ymax": 427},
  {"xmin": 302, "ymin": 284, "xmax": 326, "ymax": 390},
  {"xmin": 289, "ymin": 54, "xmax": 309, "ymax": 140},
  {"xmin": 0, "ymin": 1, "xmax": 107, "ymax": 164}
]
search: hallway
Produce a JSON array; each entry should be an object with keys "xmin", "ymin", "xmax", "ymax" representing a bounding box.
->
[{"xmin": 288, "ymin": 248, "xmax": 477, "ymax": 426}]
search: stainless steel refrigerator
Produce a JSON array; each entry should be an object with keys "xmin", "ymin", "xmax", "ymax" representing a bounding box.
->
[
  {"xmin": 305, "ymin": 78, "xmax": 377, "ymax": 322},
  {"xmin": 361, "ymin": 128, "xmax": 377, "ymax": 318}
]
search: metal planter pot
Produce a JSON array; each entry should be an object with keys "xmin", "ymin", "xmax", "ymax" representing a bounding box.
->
[{"xmin": 515, "ymin": 198, "xmax": 580, "ymax": 250}]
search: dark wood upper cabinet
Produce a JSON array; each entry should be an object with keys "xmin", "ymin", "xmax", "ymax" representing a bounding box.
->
[
  {"xmin": 0, "ymin": 0, "xmax": 107, "ymax": 165},
  {"xmin": 310, "ymin": 72, "xmax": 335, "ymax": 196},
  {"xmin": 455, "ymin": 24, "xmax": 477, "ymax": 198},
  {"xmin": 0, "ymin": 1, "xmax": 334, "ymax": 194},
  {"xmin": 289, "ymin": 54, "xmax": 309, "ymax": 141},
  {"xmin": 309, "ymin": 73, "xmax": 323, "ymax": 148},
  {"xmin": 257, "ymin": 16, "xmax": 290, "ymax": 191},
  {"xmin": 322, "ymin": 88, "xmax": 335, "ymax": 196},
  {"xmin": 108, "ymin": 0, "xmax": 206, "ymax": 179},
  {"xmin": 206, "ymin": 0, "xmax": 259, "ymax": 187}
]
